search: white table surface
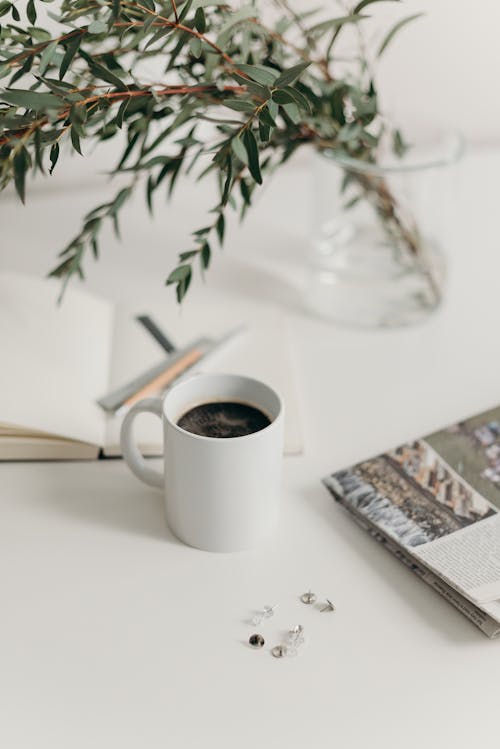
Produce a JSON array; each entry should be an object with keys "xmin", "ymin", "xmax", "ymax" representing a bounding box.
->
[{"xmin": 1, "ymin": 146, "xmax": 500, "ymax": 749}]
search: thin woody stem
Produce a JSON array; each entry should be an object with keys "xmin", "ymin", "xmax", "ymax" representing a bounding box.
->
[
  {"xmin": 5, "ymin": 3, "xmax": 239, "ymax": 75},
  {"xmin": 170, "ymin": 0, "xmax": 179, "ymax": 23},
  {"xmin": 0, "ymin": 83, "xmax": 246, "ymax": 147},
  {"xmin": 354, "ymin": 170, "xmax": 441, "ymax": 303},
  {"xmin": 121, "ymin": 1, "xmax": 241, "ymax": 70},
  {"xmin": 4, "ymin": 28, "xmax": 85, "ymax": 68}
]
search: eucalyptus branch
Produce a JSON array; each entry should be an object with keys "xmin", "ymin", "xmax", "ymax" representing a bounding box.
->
[
  {"xmin": 0, "ymin": 0, "xmax": 425, "ymax": 302},
  {"xmin": 49, "ymin": 178, "xmax": 138, "ymax": 291}
]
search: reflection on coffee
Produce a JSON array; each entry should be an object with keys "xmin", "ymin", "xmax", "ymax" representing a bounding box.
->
[{"xmin": 177, "ymin": 401, "xmax": 271, "ymax": 438}]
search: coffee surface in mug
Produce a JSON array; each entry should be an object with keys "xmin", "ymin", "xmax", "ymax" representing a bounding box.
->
[{"xmin": 177, "ymin": 401, "xmax": 271, "ymax": 438}]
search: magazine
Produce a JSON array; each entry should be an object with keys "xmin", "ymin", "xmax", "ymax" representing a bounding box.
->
[{"xmin": 323, "ymin": 404, "xmax": 500, "ymax": 638}]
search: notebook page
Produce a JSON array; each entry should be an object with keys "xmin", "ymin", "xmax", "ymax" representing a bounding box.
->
[{"xmin": 0, "ymin": 271, "xmax": 113, "ymax": 447}]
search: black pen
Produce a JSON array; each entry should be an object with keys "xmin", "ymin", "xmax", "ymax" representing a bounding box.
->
[{"xmin": 135, "ymin": 315, "xmax": 177, "ymax": 354}]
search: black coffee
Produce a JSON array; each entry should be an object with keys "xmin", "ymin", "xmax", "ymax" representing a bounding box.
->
[{"xmin": 177, "ymin": 401, "xmax": 271, "ymax": 438}]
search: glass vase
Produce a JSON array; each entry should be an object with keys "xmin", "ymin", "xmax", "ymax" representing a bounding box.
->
[{"xmin": 306, "ymin": 131, "xmax": 464, "ymax": 328}]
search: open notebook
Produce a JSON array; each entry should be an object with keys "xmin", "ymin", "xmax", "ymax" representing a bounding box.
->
[{"xmin": 0, "ymin": 271, "xmax": 302, "ymax": 460}]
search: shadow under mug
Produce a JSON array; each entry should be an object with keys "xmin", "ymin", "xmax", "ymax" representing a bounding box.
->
[{"xmin": 120, "ymin": 373, "xmax": 284, "ymax": 552}]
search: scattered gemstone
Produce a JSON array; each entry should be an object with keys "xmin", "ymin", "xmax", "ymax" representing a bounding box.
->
[{"xmin": 249, "ymin": 633, "xmax": 265, "ymax": 648}]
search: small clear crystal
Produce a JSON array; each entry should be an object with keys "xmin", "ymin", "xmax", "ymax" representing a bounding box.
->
[
  {"xmin": 252, "ymin": 604, "xmax": 276, "ymax": 626},
  {"xmin": 286, "ymin": 625, "xmax": 305, "ymax": 648}
]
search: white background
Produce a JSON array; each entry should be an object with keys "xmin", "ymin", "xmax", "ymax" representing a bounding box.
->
[
  {"xmin": 296, "ymin": 0, "xmax": 500, "ymax": 145},
  {"xmin": 2, "ymin": 5, "xmax": 500, "ymax": 748},
  {"xmin": 2, "ymin": 148, "xmax": 500, "ymax": 749}
]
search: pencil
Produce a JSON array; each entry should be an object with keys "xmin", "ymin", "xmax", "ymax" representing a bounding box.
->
[{"xmin": 121, "ymin": 347, "xmax": 205, "ymax": 410}]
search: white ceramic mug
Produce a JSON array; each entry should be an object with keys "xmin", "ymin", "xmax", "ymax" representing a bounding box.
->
[{"xmin": 120, "ymin": 373, "xmax": 284, "ymax": 552}]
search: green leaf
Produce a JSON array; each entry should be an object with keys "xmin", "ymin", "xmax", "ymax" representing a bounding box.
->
[
  {"xmin": 176, "ymin": 271, "xmax": 192, "ymax": 303},
  {"xmin": 0, "ymin": 1, "xmax": 11, "ymax": 18},
  {"xmin": 267, "ymin": 99, "xmax": 278, "ymax": 120},
  {"xmin": 116, "ymin": 130, "xmax": 139, "ymax": 170},
  {"xmin": 392, "ymin": 128, "xmax": 408, "ymax": 157},
  {"xmin": 231, "ymin": 136, "xmax": 248, "ymax": 164},
  {"xmin": 166, "ymin": 31, "xmax": 190, "ymax": 71},
  {"xmin": 194, "ymin": 6, "xmax": 206, "ymax": 32},
  {"xmin": 49, "ymin": 141, "xmax": 59, "ymax": 175},
  {"xmin": 70, "ymin": 126, "xmax": 82, "ymax": 155},
  {"xmin": 271, "ymin": 89, "xmax": 296, "ymax": 105},
  {"xmin": 38, "ymin": 40, "xmax": 57, "ymax": 76},
  {"xmin": 146, "ymin": 174, "xmax": 154, "ymax": 214},
  {"xmin": 0, "ymin": 113, "xmax": 34, "ymax": 128},
  {"xmin": 222, "ymin": 99, "xmax": 255, "ymax": 113},
  {"xmin": 308, "ymin": 14, "xmax": 368, "ymax": 36},
  {"xmin": 274, "ymin": 62, "xmax": 310, "ymax": 89},
  {"xmin": 111, "ymin": 0, "xmax": 121, "ymax": 20},
  {"xmin": 232, "ymin": 74, "xmax": 269, "ymax": 100},
  {"xmin": 258, "ymin": 118, "xmax": 269, "ymax": 142},
  {"xmin": 378, "ymin": 13, "xmax": 423, "ymax": 57},
  {"xmin": 115, "ymin": 97, "xmax": 129, "ymax": 128},
  {"xmin": 179, "ymin": 250, "xmax": 199, "ymax": 261},
  {"xmin": 84, "ymin": 217, "xmax": 101, "ymax": 236},
  {"xmin": 79, "ymin": 50, "xmax": 127, "ymax": 90},
  {"xmin": 192, "ymin": 226, "xmax": 211, "ymax": 237},
  {"xmin": 26, "ymin": 27, "xmax": 50, "ymax": 42},
  {"xmin": 33, "ymin": 128, "xmax": 44, "ymax": 173},
  {"xmin": 59, "ymin": 34, "xmax": 81, "ymax": 80},
  {"xmin": 13, "ymin": 146, "xmax": 29, "ymax": 203},
  {"xmin": 240, "ymin": 178, "xmax": 251, "ymax": 206},
  {"xmin": 1, "ymin": 88, "xmax": 61, "ymax": 110},
  {"xmin": 8, "ymin": 55, "xmax": 33, "ymax": 86},
  {"xmin": 215, "ymin": 213, "xmax": 225, "ymax": 245},
  {"xmin": 26, "ymin": 0, "xmax": 36, "ymax": 24},
  {"xmin": 259, "ymin": 105, "xmax": 276, "ymax": 129},
  {"xmin": 49, "ymin": 255, "xmax": 79, "ymax": 280},
  {"xmin": 88, "ymin": 20, "xmax": 108, "ymax": 35},
  {"xmin": 10, "ymin": 3, "xmax": 20, "ymax": 21},
  {"xmin": 282, "ymin": 102, "xmax": 300, "ymax": 124},
  {"xmin": 285, "ymin": 86, "xmax": 311, "ymax": 112},
  {"xmin": 200, "ymin": 241, "xmax": 210, "ymax": 270},
  {"xmin": 178, "ymin": 0, "xmax": 193, "ymax": 22},
  {"xmin": 39, "ymin": 78, "xmax": 74, "ymax": 96},
  {"xmin": 110, "ymin": 186, "xmax": 131, "ymax": 214},
  {"xmin": 343, "ymin": 195, "xmax": 362, "ymax": 210},
  {"xmin": 242, "ymin": 128, "xmax": 261, "ymax": 185},
  {"xmin": 69, "ymin": 102, "xmax": 86, "ymax": 131},
  {"xmin": 144, "ymin": 26, "xmax": 171, "ymax": 51},
  {"xmin": 189, "ymin": 37, "xmax": 202, "ymax": 58},
  {"xmin": 236, "ymin": 63, "xmax": 278, "ymax": 86},
  {"xmin": 221, "ymin": 155, "xmax": 232, "ymax": 205},
  {"xmin": 354, "ymin": 0, "xmax": 399, "ymax": 10},
  {"xmin": 166, "ymin": 264, "xmax": 192, "ymax": 284},
  {"xmin": 168, "ymin": 160, "xmax": 184, "ymax": 198}
]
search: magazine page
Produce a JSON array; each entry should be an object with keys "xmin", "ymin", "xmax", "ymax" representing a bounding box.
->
[
  {"xmin": 324, "ymin": 405, "xmax": 500, "ymax": 608},
  {"xmin": 328, "ymin": 491, "xmax": 500, "ymax": 638}
]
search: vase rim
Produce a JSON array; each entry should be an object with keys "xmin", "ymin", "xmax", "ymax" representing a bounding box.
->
[{"xmin": 322, "ymin": 129, "xmax": 465, "ymax": 176}]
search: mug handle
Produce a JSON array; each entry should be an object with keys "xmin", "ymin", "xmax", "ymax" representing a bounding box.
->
[{"xmin": 120, "ymin": 397, "xmax": 164, "ymax": 489}]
